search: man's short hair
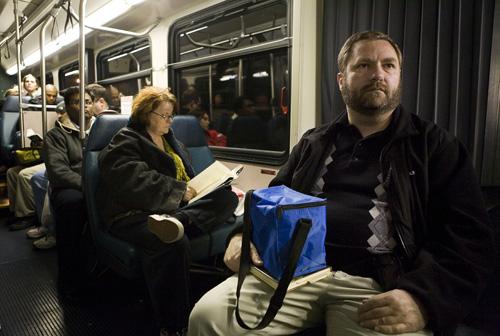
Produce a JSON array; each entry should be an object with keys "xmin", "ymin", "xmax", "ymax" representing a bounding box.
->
[
  {"xmin": 86, "ymin": 83, "xmax": 111, "ymax": 105},
  {"xmin": 337, "ymin": 31, "xmax": 403, "ymax": 73},
  {"xmin": 62, "ymin": 86, "xmax": 90, "ymax": 106},
  {"xmin": 180, "ymin": 86, "xmax": 200, "ymax": 107}
]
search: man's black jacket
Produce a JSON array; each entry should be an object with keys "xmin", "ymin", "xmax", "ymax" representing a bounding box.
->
[{"xmin": 269, "ymin": 106, "xmax": 495, "ymax": 332}]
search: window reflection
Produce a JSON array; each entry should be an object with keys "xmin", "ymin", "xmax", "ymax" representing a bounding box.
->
[{"xmin": 176, "ymin": 49, "xmax": 288, "ymax": 152}]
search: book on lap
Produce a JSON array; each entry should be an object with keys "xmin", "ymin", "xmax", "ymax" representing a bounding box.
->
[
  {"xmin": 187, "ymin": 161, "xmax": 243, "ymax": 204},
  {"xmin": 250, "ymin": 265, "xmax": 332, "ymax": 291}
]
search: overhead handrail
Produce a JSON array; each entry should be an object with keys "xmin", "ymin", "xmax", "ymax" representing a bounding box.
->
[
  {"xmin": 0, "ymin": 16, "xmax": 27, "ymax": 49},
  {"xmin": 0, "ymin": 0, "xmax": 66, "ymax": 49},
  {"xmin": 68, "ymin": 7, "xmax": 160, "ymax": 38},
  {"xmin": 72, "ymin": 2, "xmax": 158, "ymax": 140}
]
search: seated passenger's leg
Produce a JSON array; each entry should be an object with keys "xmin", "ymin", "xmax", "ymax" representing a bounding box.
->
[
  {"xmin": 30, "ymin": 167, "xmax": 48, "ymax": 225},
  {"xmin": 15, "ymin": 163, "xmax": 45, "ymax": 219},
  {"xmin": 111, "ymin": 214, "xmax": 191, "ymax": 333},
  {"xmin": 50, "ymin": 188, "xmax": 87, "ymax": 293},
  {"xmin": 6, "ymin": 165, "xmax": 23, "ymax": 215},
  {"xmin": 178, "ymin": 186, "xmax": 238, "ymax": 234},
  {"xmin": 323, "ymin": 271, "xmax": 432, "ymax": 336},
  {"xmin": 188, "ymin": 273, "xmax": 327, "ymax": 336}
]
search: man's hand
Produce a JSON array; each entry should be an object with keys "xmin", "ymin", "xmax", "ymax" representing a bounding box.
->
[
  {"xmin": 358, "ymin": 289, "xmax": 428, "ymax": 334},
  {"xmin": 182, "ymin": 186, "xmax": 197, "ymax": 202},
  {"xmin": 223, "ymin": 234, "xmax": 263, "ymax": 272}
]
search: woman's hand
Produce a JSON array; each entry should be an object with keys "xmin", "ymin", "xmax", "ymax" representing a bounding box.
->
[
  {"xmin": 223, "ymin": 233, "xmax": 263, "ymax": 272},
  {"xmin": 182, "ymin": 186, "xmax": 197, "ymax": 202}
]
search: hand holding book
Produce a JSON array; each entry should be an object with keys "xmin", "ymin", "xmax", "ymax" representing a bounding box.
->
[{"xmin": 187, "ymin": 161, "xmax": 243, "ymax": 204}]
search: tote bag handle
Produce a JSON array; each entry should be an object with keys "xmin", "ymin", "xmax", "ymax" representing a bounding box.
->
[{"xmin": 235, "ymin": 189, "xmax": 312, "ymax": 330}]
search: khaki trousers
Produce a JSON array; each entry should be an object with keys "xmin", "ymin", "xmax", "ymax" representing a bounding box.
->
[
  {"xmin": 188, "ymin": 270, "xmax": 433, "ymax": 336},
  {"xmin": 6, "ymin": 163, "xmax": 45, "ymax": 217}
]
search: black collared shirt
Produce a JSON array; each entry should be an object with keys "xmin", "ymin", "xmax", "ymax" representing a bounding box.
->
[{"xmin": 320, "ymin": 114, "xmax": 396, "ymax": 277}]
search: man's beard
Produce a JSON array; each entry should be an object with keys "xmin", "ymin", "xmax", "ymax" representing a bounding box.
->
[{"xmin": 341, "ymin": 81, "xmax": 402, "ymax": 116}]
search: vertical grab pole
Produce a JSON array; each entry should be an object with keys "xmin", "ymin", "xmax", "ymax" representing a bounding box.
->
[
  {"xmin": 79, "ymin": 0, "xmax": 87, "ymax": 140},
  {"xmin": 39, "ymin": 11, "xmax": 57, "ymax": 139},
  {"xmin": 14, "ymin": 0, "xmax": 25, "ymax": 147}
]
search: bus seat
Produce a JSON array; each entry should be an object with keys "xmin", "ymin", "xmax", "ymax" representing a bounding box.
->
[
  {"xmin": 0, "ymin": 96, "xmax": 21, "ymax": 164},
  {"xmin": 171, "ymin": 115, "xmax": 215, "ymax": 175},
  {"xmin": 83, "ymin": 114, "xmax": 142, "ymax": 279},
  {"xmin": 85, "ymin": 114, "xmax": 239, "ymax": 278},
  {"xmin": 171, "ymin": 114, "xmax": 241, "ymax": 260}
]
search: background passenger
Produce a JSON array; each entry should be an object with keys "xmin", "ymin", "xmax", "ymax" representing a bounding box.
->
[
  {"xmin": 28, "ymin": 169, "xmax": 57, "ymax": 250},
  {"xmin": 211, "ymin": 93, "xmax": 230, "ymax": 129},
  {"xmin": 226, "ymin": 96, "xmax": 268, "ymax": 149},
  {"xmin": 5, "ymin": 84, "xmax": 61, "ymax": 232},
  {"xmin": 6, "ymin": 163, "xmax": 45, "ymax": 231},
  {"xmin": 106, "ymin": 84, "xmax": 122, "ymax": 112},
  {"xmin": 98, "ymin": 86, "xmax": 237, "ymax": 336},
  {"xmin": 21, "ymin": 74, "xmax": 41, "ymax": 98},
  {"xmin": 191, "ymin": 109, "xmax": 227, "ymax": 147},
  {"xmin": 254, "ymin": 92, "xmax": 272, "ymax": 122},
  {"xmin": 43, "ymin": 86, "xmax": 94, "ymax": 302},
  {"xmin": 188, "ymin": 31, "xmax": 494, "ymax": 336},
  {"xmin": 86, "ymin": 83, "xmax": 116, "ymax": 116},
  {"xmin": 29, "ymin": 84, "xmax": 59, "ymax": 106},
  {"xmin": 4, "ymin": 85, "xmax": 19, "ymax": 97},
  {"xmin": 179, "ymin": 85, "xmax": 201, "ymax": 115}
]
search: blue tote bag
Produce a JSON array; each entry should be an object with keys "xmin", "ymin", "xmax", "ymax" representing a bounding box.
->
[
  {"xmin": 236, "ymin": 185, "xmax": 327, "ymax": 330},
  {"xmin": 250, "ymin": 185, "xmax": 327, "ymax": 279}
]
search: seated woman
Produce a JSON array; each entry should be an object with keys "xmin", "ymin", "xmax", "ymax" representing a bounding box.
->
[
  {"xmin": 98, "ymin": 87, "xmax": 238, "ymax": 336},
  {"xmin": 191, "ymin": 109, "xmax": 227, "ymax": 147}
]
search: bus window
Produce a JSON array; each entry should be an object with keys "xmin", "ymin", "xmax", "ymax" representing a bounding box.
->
[
  {"xmin": 97, "ymin": 38, "xmax": 151, "ymax": 79},
  {"xmin": 176, "ymin": 1, "xmax": 288, "ymax": 62},
  {"xmin": 170, "ymin": 0, "xmax": 290, "ymax": 165},
  {"xmin": 58, "ymin": 61, "xmax": 80, "ymax": 89},
  {"xmin": 36, "ymin": 73, "xmax": 54, "ymax": 85},
  {"xmin": 58, "ymin": 49, "xmax": 95, "ymax": 90},
  {"xmin": 96, "ymin": 38, "xmax": 152, "ymax": 110}
]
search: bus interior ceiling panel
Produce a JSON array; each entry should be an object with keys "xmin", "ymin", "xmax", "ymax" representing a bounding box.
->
[{"xmin": 0, "ymin": 0, "xmax": 202, "ymax": 74}]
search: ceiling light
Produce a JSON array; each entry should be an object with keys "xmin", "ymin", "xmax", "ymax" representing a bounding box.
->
[
  {"xmin": 220, "ymin": 74, "xmax": 237, "ymax": 82},
  {"xmin": 7, "ymin": 0, "xmax": 146, "ymax": 75},
  {"xmin": 252, "ymin": 71, "xmax": 269, "ymax": 78}
]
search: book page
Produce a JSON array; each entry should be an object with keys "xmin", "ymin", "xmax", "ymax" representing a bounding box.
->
[{"xmin": 187, "ymin": 161, "xmax": 243, "ymax": 204}]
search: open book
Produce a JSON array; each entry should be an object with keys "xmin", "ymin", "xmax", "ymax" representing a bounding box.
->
[
  {"xmin": 250, "ymin": 266, "xmax": 332, "ymax": 292},
  {"xmin": 187, "ymin": 161, "xmax": 243, "ymax": 204}
]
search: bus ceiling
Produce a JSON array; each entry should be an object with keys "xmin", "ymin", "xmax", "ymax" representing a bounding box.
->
[{"xmin": 0, "ymin": 0, "xmax": 198, "ymax": 74}]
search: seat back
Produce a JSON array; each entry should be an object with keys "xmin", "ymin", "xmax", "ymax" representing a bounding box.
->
[
  {"xmin": 171, "ymin": 115, "xmax": 242, "ymax": 260},
  {"xmin": 171, "ymin": 115, "xmax": 215, "ymax": 174},
  {"xmin": 83, "ymin": 114, "xmax": 142, "ymax": 278},
  {"xmin": 0, "ymin": 96, "xmax": 21, "ymax": 164}
]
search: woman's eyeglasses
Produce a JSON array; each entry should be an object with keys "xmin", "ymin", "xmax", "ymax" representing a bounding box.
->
[{"xmin": 151, "ymin": 111, "xmax": 175, "ymax": 121}]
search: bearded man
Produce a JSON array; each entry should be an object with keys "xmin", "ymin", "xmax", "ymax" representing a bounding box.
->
[{"xmin": 187, "ymin": 31, "xmax": 494, "ymax": 336}]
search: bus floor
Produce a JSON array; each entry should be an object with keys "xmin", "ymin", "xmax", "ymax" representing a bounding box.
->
[{"xmin": 0, "ymin": 209, "xmax": 226, "ymax": 336}]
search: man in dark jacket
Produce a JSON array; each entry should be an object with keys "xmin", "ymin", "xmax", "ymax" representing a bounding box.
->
[
  {"xmin": 188, "ymin": 31, "xmax": 494, "ymax": 336},
  {"xmin": 43, "ymin": 86, "xmax": 94, "ymax": 300}
]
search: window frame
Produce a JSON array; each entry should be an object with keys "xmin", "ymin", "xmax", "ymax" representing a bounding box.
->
[
  {"xmin": 96, "ymin": 37, "xmax": 152, "ymax": 88},
  {"xmin": 168, "ymin": 0, "xmax": 292, "ymax": 166}
]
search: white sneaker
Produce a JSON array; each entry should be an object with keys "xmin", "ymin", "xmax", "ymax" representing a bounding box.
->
[
  {"xmin": 147, "ymin": 214, "xmax": 184, "ymax": 243},
  {"xmin": 26, "ymin": 226, "xmax": 48, "ymax": 239},
  {"xmin": 33, "ymin": 234, "xmax": 56, "ymax": 249}
]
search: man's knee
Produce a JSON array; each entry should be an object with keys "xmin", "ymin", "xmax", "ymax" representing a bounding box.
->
[{"xmin": 188, "ymin": 297, "xmax": 223, "ymax": 335}]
